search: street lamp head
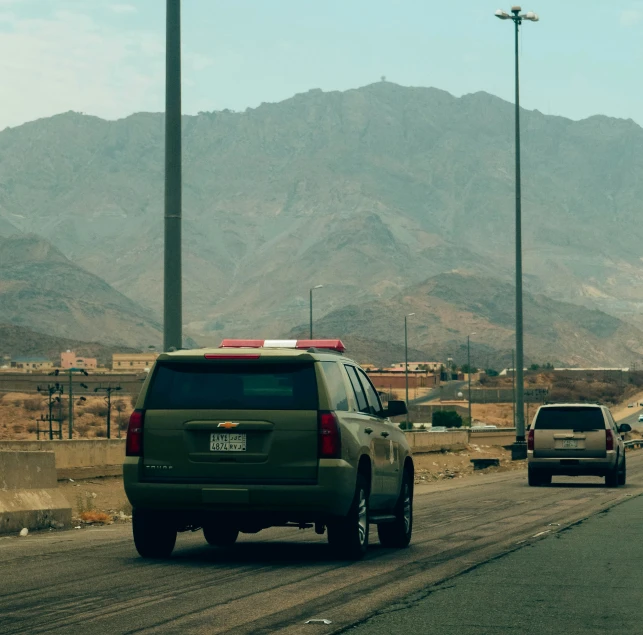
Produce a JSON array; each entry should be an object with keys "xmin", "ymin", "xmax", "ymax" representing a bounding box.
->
[
  {"xmin": 511, "ymin": 5, "xmax": 522, "ymax": 13},
  {"xmin": 312, "ymin": 284, "xmax": 323, "ymax": 290},
  {"xmin": 407, "ymin": 313, "xmax": 415, "ymax": 317},
  {"xmin": 524, "ymin": 11, "xmax": 539, "ymax": 21},
  {"xmin": 495, "ymin": 9, "xmax": 511, "ymax": 19}
]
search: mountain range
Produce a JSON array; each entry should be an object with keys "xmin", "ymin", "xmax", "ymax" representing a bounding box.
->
[{"xmin": 2, "ymin": 82, "xmax": 643, "ymax": 364}]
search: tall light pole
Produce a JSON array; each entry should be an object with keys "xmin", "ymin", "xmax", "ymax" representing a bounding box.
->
[
  {"xmin": 467, "ymin": 333, "xmax": 476, "ymax": 426},
  {"xmin": 495, "ymin": 6, "xmax": 539, "ymax": 459},
  {"xmin": 404, "ymin": 313, "xmax": 415, "ymax": 426},
  {"xmin": 54, "ymin": 368, "xmax": 89, "ymax": 438},
  {"xmin": 164, "ymin": 0, "xmax": 182, "ymax": 352},
  {"xmin": 309, "ymin": 285, "xmax": 324, "ymax": 338}
]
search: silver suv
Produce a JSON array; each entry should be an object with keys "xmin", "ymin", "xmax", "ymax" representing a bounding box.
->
[{"xmin": 527, "ymin": 403, "xmax": 631, "ymax": 487}]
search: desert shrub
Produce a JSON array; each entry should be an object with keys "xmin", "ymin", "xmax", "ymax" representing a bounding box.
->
[
  {"xmin": 74, "ymin": 423, "xmax": 90, "ymax": 437},
  {"xmin": 84, "ymin": 402, "xmax": 108, "ymax": 417},
  {"xmin": 23, "ymin": 398, "xmax": 43, "ymax": 411},
  {"xmin": 12, "ymin": 424, "xmax": 23, "ymax": 434},
  {"xmin": 95, "ymin": 428, "xmax": 107, "ymax": 438}
]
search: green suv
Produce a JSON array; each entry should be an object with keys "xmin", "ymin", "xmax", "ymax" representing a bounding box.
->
[{"xmin": 124, "ymin": 339, "xmax": 414, "ymax": 560}]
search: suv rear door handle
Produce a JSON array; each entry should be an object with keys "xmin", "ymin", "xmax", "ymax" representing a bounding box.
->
[
  {"xmin": 381, "ymin": 431, "xmax": 389, "ymax": 438},
  {"xmin": 364, "ymin": 427, "xmax": 373, "ymax": 434}
]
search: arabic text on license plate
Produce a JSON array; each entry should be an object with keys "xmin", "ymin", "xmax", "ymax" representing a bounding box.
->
[
  {"xmin": 210, "ymin": 433, "xmax": 246, "ymax": 452},
  {"xmin": 562, "ymin": 439, "xmax": 578, "ymax": 449}
]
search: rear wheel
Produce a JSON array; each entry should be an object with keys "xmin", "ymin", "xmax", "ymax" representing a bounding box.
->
[
  {"xmin": 619, "ymin": 455, "xmax": 627, "ymax": 486},
  {"xmin": 377, "ymin": 470, "xmax": 413, "ymax": 548},
  {"xmin": 132, "ymin": 509, "xmax": 177, "ymax": 558},
  {"xmin": 528, "ymin": 467, "xmax": 550, "ymax": 487},
  {"xmin": 605, "ymin": 462, "xmax": 619, "ymax": 487},
  {"xmin": 327, "ymin": 474, "xmax": 369, "ymax": 560},
  {"xmin": 203, "ymin": 523, "xmax": 239, "ymax": 547}
]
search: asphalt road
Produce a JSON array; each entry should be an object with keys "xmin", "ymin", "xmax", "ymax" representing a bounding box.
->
[
  {"xmin": 2, "ymin": 455, "xmax": 643, "ymax": 635},
  {"xmin": 617, "ymin": 406, "xmax": 643, "ymax": 426},
  {"xmin": 349, "ymin": 485, "xmax": 643, "ymax": 635}
]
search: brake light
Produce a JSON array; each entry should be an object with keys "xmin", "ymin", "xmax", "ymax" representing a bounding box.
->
[
  {"xmin": 606, "ymin": 429, "xmax": 614, "ymax": 451},
  {"xmin": 126, "ymin": 410, "xmax": 145, "ymax": 457},
  {"xmin": 220, "ymin": 339, "xmax": 346, "ymax": 353},
  {"xmin": 319, "ymin": 411, "xmax": 341, "ymax": 458},
  {"xmin": 527, "ymin": 429, "xmax": 534, "ymax": 451}
]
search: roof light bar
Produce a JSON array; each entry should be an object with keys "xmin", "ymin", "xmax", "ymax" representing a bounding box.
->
[{"xmin": 219, "ymin": 339, "xmax": 346, "ymax": 353}]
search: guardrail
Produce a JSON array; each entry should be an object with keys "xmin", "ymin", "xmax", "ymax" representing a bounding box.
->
[{"xmin": 624, "ymin": 439, "xmax": 643, "ymax": 448}]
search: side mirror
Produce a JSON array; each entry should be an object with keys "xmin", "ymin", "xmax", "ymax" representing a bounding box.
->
[
  {"xmin": 384, "ymin": 400, "xmax": 407, "ymax": 418},
  {"xmin": 618, "ymin": 423, "xmax": 632, "ymax": 434}
]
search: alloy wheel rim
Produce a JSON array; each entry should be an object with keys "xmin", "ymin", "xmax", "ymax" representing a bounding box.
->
[
  {"xmin": 357, "ymin": 489, "xmax": 367, "ymax": 545},
  {"xmin": 403, "ymin": 483, "xmax": 412, "ymax": 533}
]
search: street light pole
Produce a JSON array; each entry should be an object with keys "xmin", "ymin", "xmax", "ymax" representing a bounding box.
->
[
  {"xmin": 404, "ymin": 313, "xmax": 415, "ymax": 426},
  {"xmin": 467, "ymin": 333, "xmax": 476, "ymax": 426},
  {"xmin": 309, "ymin": 285, "xmax": 323, "ymax": 338},
  {"xmin": 164, "ymin": 0, "xmax": 183, "ymax": 352},
  {"xmin": 495, "ymin": 6, "xmax": 539, "ymax": 459}
]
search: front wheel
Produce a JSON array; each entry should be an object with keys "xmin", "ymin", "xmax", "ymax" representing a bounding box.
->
[
  {"xmin": 327, "ymin": 475, "xmax": 369, "ymax": 560},
  {"xmin": 378, "ymin": 470, "xmax": 413, "ymax": 548},
  {"xmin": 132, "ymin": 509, "xmax": 177, "ymax": 559},
  {"xmin": 528, "ymin": 467, "xmax": 550, "ymax": 486}
]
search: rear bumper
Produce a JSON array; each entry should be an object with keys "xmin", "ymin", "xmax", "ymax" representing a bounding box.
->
[
  {"xmin": 528, "ymin": 451, "xmax": 618, "ymax": 476},
  {"xmin": 123, "ymin": 458, "xmax": 356, "ymax": 518}
]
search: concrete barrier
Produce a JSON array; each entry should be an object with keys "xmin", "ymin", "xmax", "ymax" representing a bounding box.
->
[
  {"xmin": 405, "ymin": 430, "xmax": 469, "ymax": 453},
  {"xmin": 0, "ymin": 440, "xmax": 126, "ymax": 471},
  {"xmin": 469, "ymin": 429, "xmax": 516, "ymax": 447},
  {"xmin": 0, "ymin": 451, "xmax": 71, "ymax": 534}
]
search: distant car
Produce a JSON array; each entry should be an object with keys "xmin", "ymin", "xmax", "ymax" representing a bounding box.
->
[
  {"xmin": 528, "ymin": 403, "xmax": 630, "ymax": 487},
  {"xmin": 428, "ymin": 426, "xmax": 447, "ymax": 432},
  {"xmin": 638, "ymin": 414, "xmax": 643, "ymax": 423},
  {"xmin": 471, "ymin": 424, "xmax": 497, "ymax": 430},
  {"xmin": 124, "ymin": 339, "xmax": 414, "ymax": 560}
]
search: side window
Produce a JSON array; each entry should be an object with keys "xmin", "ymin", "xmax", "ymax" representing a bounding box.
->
[
  {"xmin": 357, "ymin": 368, "xmax": 383, "ymax": 417},
  {"xmin": 319, "ymin": 362, "xmax": 349, "ymax": 411},
  {"xmin": 345, "ymin": 365, "xmax": 369, "ymax": 414}
]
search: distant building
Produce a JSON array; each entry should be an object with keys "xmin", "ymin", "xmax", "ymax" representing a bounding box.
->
[
  {"xmin": 367, "ymin": 371, "xmax": 439, "ymax": 390},
  {"xmin": 389, "ymin": 361, "xmax": 444, "ymax": 372},
  {"xmin": 10, "ymin": 356, "xmax": 54, "ymax": 371},
  {"xmin": 112, "ymin": 352, "xmax": 159, "ymax": 371},
  {"xmin": 60, "ymin": 350, "xmax": 98, "ymax": 370}
]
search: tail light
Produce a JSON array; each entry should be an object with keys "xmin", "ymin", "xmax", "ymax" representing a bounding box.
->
[
  {"xmin": 605, "ymin": 429, "xmax": 614, "ymax": 451},
  {"xmin": 126, "ymin": 409, "xmax": 145, "ymax": 457},
  {"xmin": 319, "ymin": 411, "xmax": 341, "ymax": 459},
  {"xmin": 527, "ymin": 429, "xmax": 535, "ymax": 451}
]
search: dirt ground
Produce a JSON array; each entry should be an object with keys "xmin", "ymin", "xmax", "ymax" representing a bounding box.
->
[
  {"xmin": 58, "ymin": 475, "xmax": 132, "ymax": 525},
  {"xmin": 0, "ymin": 391, "xmax": 135, "ymax": 440}
]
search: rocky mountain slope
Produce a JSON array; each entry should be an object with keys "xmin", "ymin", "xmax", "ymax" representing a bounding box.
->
[{"xmin": 0, "ymin": 235, "xmax": 162, "ymax": 348}]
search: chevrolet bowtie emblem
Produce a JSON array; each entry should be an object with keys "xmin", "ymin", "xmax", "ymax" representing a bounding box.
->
[{"xmin": 218, "ymin": 421, "xmax": 239, "ymax": 429}]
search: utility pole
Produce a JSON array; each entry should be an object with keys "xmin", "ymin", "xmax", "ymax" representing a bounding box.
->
[
  {"xmin": 512, "ymin": 348, "xmax": 516, "ymax": 428},
  {"xmin": 94, "ymin": 386, "xmax": 122, "ymax": 439},
  {"xmin": 309, "ymin": 285, "xmax": 324, "ymax": 338},
  {"xmin": 37, "ymin": 383, "xmax": 64, "ymax": 441},
  {"xmin": 54, "ymin": 368, "xmax": 89, "ymax": 439},
  {"xmin": 164, "ymin": 0, "xmax": 183, "ymax": 352}
]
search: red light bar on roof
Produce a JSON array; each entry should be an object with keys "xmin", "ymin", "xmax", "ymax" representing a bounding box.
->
[{"xmin": 219, "ymin": 339, "xmax": 346, "ymax": 353}]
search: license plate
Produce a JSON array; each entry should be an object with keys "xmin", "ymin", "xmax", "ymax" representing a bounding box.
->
[
  {"xmin": 562, "ymin": 439, "xmax": 578, "ymax": 449},
  {"xmin": 210, "ymin": 433, "xmax": 246, "ymax": 452}
]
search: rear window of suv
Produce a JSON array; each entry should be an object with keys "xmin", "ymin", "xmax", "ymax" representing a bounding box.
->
[
  {"xmin": 534, "ymin": 407, "xmax": 606, "ymax": 431},
  {"xmin": 146, "ymin": 362, "xmax": 318, "ymax": 410}
]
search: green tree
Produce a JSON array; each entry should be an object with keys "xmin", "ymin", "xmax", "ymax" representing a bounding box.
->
[
  {"xmin": 529, "ymin": 363, "xmax": 540, "ymax": 371},
  {"xmin": 461, "ymin": 364, "xmax": 478, "ymax": 374},
  {"xmin": 432, "ymin": 410, "xmax": 463, "ymax": 429},
  {"xmin": 485, "ymin": 368, "xmax": 499, "ymax": 377}
]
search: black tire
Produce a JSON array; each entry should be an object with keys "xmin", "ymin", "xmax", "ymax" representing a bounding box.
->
[
  {"xmin": 619, "ymin": 455, "xmax": 627, "ymax": 486},
  {"xmin": 327, "ymin": 474, "xmax": 369, "ymax": 560},
  {"xmin": 203, "ymin": 524, "xmax": 239, "ymax": 547},
  {"xmin": 132, "ymin": 508, "xmax": 177, "ymax": 559},
  {"xmin": 378, "ymin": 470, "xmax": 413, "ymax": 548},
  {"xmin": 605, "ymin": 462, "xmax": 619, "ymax": 487},
  {"xmin": 528, "ymin": 467, "xmax": 547, "ymax": 486}
]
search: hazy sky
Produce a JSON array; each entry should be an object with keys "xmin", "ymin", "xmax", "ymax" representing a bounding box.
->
[{"xmin": 1, "ymin": 0, "xmax": 642, "ymax": 129}]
